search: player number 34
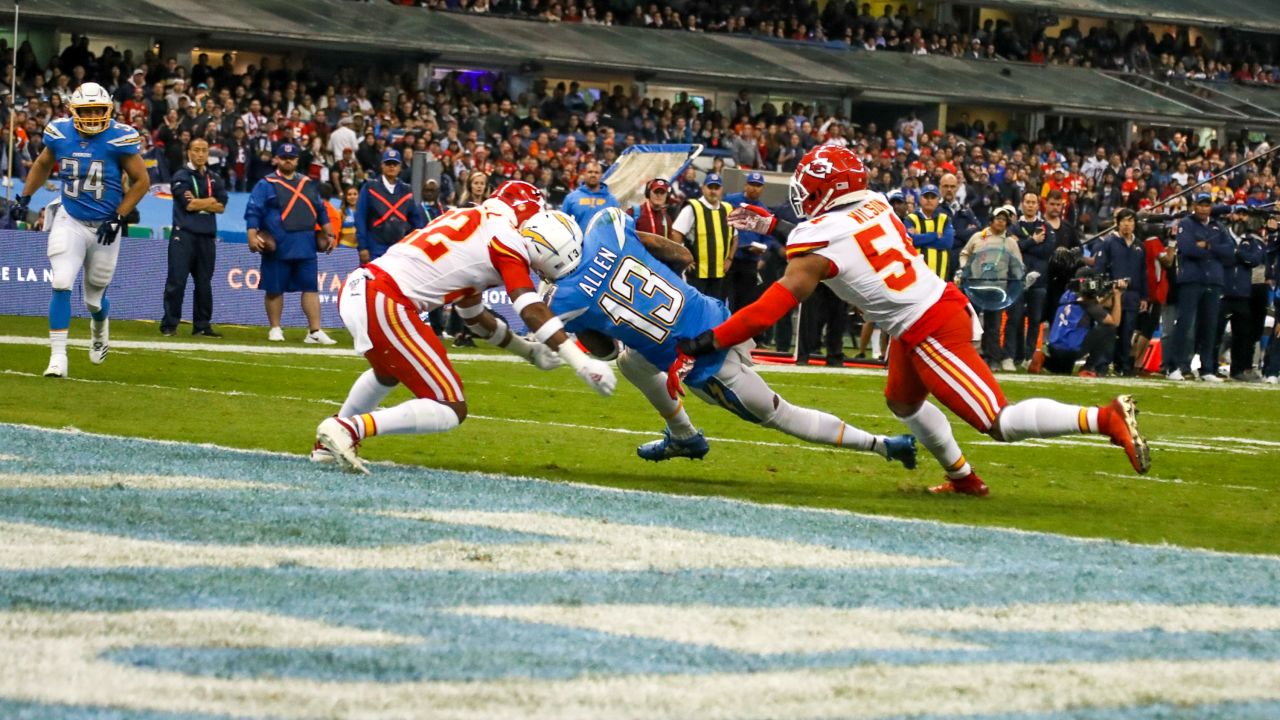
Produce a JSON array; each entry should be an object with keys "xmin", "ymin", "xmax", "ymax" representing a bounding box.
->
[{"xmin": 61, "ymin": 158, "xmax": 107, "ymax": 201}]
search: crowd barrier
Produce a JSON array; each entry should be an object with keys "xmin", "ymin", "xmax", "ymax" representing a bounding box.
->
[{"xmin": 0, "ymin": 230, "xmax": 525, "ymax": 332}]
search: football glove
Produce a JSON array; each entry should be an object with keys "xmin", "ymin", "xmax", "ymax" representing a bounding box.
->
[
  {"xmin": 97, "ymin": 215, "xmax": 126, "ymax": 246},
  {"xmin": 676, "ymin": 329, "xmax": 717, "ymax": 358},
  {"xmin": 526, "ymin": 342, "xmax": 564, "ymax": 371},
  {"xmin": 727, "ymin": 204, "xmax": 777, "ymax": 235},
  {"xmin": 8, "ymin": 195, "xmax": 29, "ymax": 223},
  {"xmin": 665, "ymin": 350, "xmax": 697, "ymax": 399},
  {"xmin": 557, "ymin": 342, "xmax": 616, "ymax": 397}
]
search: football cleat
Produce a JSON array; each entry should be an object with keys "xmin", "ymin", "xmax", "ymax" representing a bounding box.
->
[
  {"xmin": 305, "ymin": 329, "xmax": 337, "ymax": 345},
  {"xmin": 43, "ymin": 355, "xmax": 68, "ymax": 378},
  {"xmin": 1100, "ymin": 394, "xmax": 1150, "ymax": 475},
  {"xmin": 316, "ymin": 417, "xmax": 368, "ymax": 474},
  {"xmin": 637, "ymin": 428, "xmax": 710, "ymax": 462},
  {"xmin": 883, "ymin": 434, "xmax": 918, "ymax": 470},
  {"xmin": 268, "ymin": 327, "xmax": 285, "ymax": 342},
  {"xmin": 929, "ymin": 471, "xmax": 989, "ymax": 497},
  {"xmin": 310, "ymin": 440, "xmax": 335, "ymax": 464},
  {"xmin": 89, "ymin": 318, "xmax": 109, "ymax": 365}
]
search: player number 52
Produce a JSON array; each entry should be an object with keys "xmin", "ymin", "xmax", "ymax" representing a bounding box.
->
[{"xmin": 60, "ymin": 159, "xmax": 106, "ymax": 201}]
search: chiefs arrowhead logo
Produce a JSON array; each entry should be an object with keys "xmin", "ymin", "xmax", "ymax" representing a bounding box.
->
[{"xmin": 805, "ymin": 158, "xmax": 835, "ymax": 179}]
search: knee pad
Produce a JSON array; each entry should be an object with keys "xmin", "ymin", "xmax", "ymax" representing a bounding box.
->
[
  {"xmin": 83, "ymin": 283, "xmax": 108, "ymax": 311},
  {"xmin": 616, "ymin": 349, "xmax": 652, "ymax": 381}
]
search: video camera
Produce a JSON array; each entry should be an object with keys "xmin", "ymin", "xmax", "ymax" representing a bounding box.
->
[{"xmin": 1068, "ymin": 274, "xmax": 1119, "ymax": 297}]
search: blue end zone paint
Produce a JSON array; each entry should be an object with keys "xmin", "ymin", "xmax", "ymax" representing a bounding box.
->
[{"xmin": 2, "ymin": 423, "xmax": 1280, "ymax": 719}]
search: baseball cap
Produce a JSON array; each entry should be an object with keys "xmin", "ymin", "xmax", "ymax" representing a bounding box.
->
[
  {"xmin": 887, "ymin": 189, "xmax": 906, "ymax": 203},
  {"xmin": 273, "ymin": 142, "xmax": 299, "ymax": 158},
  {"xmin": 646, "ymin": 178, "xmax": 670, "ymax": 195},
  {"xmin": 703, "ymin": 173, "xmax": 723, "ymax": 187},
  {"xmin": 993, "ymin": 204, "xmax": 1017, "ymax": 220},
  {"xmin": 381, "ymin": 149, "xmax": 403, "ymax": 165},
  {"xmin": 424, "ymin": 178, "xmax": 439, "ymax": 187},
  {"xmin": 1193, "ymin": 192, "xmax": 1212, "ymax": 203},
  {"xmin": 745, "ymin": 171, "xmax": 766, "ymax": 186},
  {"xmin": 920, "ymin": 184, "xmax": 940, "ymax": 197}
]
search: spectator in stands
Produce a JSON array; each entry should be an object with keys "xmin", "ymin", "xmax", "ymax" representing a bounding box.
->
[
  {"xmin": 560, "ymin": 160, "xmax": 618, "ymax": 228},
  {"xmin": 631, "ymin": 178, "xmax": 672, "ymax": 238},
  {"xmin": 1215, "ymin": 207, "xmax": 1267, "ymax": 381},
  {"xmin": 1167, "ymin": 193, "xmax": 1233, "ymax": 381},
  {"xmin": 959, "ymin": 204, "xmax": 1024, "ymax": 370},
  {"xmin": 723, "ymin": 171, "xmax": 771, "ymax": 314},
  {"xmin": 1094, "ymin": 208, "xmax": 1147, "ymax": 376},
  {"xmin": 421, "ymin": 177, "xmax": 447, "ymax": 221},
  {"xmin": 338, "ymin": 185, "xmax": 360, "ymax": 248},
  {"xmin": 244, "ymin": 141, "xmax": 336, "ymax": 344},
  {"xmin": 1011, "ymin": 191, "xmax": 1050, "ymax": 369},
  {"xmin": 355, "ymin": 148, "xmax": 425, "ymax": 264},
  {"xmin": 672, "ymin": 172, "xmax": 735, "ymax": 301},
  {"xmin": 162, "ymin": 137, "xmax": 227, "ymax": 338},
  {"xmin": 456, "ymin": 168, "xmax": 489, "ymax": 207}
]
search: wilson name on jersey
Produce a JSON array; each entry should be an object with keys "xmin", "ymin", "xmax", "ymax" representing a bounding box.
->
[
  {"xmin": 42, "ymin": 119, "xmax": 140, "ymax": 222},
  {"xmin": 373, "ymin": 205, "xmax": 532, "ymax": 312},
  {"xmin": 548, "ymin": 207, "xmax": 729, "ymax": 384},
  {"xmin": 786, "ymin": 193, "xmax": 946, "ymax": 339}
]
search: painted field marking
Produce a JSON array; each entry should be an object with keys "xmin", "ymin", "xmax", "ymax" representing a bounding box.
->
[
  {"xmin": 0, "ymin": 509, "xmax": 945, "ymax": 572},
  {"xmin": 0, "ymin": 472, "xmax": 294, "ymax": 491},
  {"xmin": 1093, "ymin": 471, "xmax": 1262, "ymax": 492},
  {"xmin": 453, "ymin": 602, "xmax": 1280, "ymax": 655}
]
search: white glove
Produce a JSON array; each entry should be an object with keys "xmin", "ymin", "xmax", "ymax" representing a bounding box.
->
[
  {"xmin": 557, "ymin": 342, "xmax": 617, "ymax": 397},
  {"xmin": 1023, "ymin": 270, "xmax": 1041, "ymax": 289},
  {"xmin": 727, "ymin": 205, "xmax": 776, "ymax": 234},
  {"xmin": 526, "ymin": 341, "xmax": 564, "ymax": 371}
]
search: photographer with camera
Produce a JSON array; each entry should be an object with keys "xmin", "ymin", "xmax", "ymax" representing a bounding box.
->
[
  {"xmin": 1166, "ymin": 193, "xmax": 1234, "ymax": 382},
  {"xmin": 1093, "ymin": 209, "xmax": 1147, "ymax": 376},
  {"xmin": 1040, "ymin": 270, "xmax": 1123, "ymax": 377},
  {"xmin": 1216, "ymin": 206, "xmax": 1268, "ymax": 381}
]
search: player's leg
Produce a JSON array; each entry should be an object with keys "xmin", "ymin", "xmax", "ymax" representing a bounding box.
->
[
  {"xmin": 82, "ymin": 233, "xmax": 121, "ymax": 365},
  {"xmin": 884, "ymin": 334, "xmax": 981, "ymax": 494},
  {"xmin": 43, "ymin": 212, "xmax": 89, "ymax": 377},
  {"xmin": 317, "ymin": 287, "xmax": 465, "ymax": 472},
  {"xmin": 698, "ymin": 344, "xmax": 916, "ymax": 467},
  {"xmin": 617, "ymin": 348, "xmax": 706, "ymax": 461}
]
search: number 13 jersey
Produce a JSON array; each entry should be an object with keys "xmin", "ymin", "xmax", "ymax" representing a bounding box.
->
[
  {"xmin": 374, "ymin": 205, "xmax": 534, "ymax": 312},
  {"xmin": 785, "ymin": 192, "xmax": 947, "ymax": 340}
]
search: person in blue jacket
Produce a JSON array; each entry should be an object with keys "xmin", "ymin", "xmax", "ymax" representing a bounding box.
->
[
  {"xmin": 1166, "ymin": 193, "xmax": 1235, "ymax": 381},
  {"xmin": 1214, "ymin": 206, "xmax": 1267, "ymax": 381},
  {"xmin": 355, "ymin": 148, "xmax": 426, "ymax": 264},
  {"xmin": 560, "ymin": 160, "xmax": 619, "ymax": 228},
  {"xmin": 1094, "ymin": 208, "xmax": 1148, "ymax": 376},
  {"xmin": 245, "ymin": 141, "xmax": 335, "ymax": 344}
]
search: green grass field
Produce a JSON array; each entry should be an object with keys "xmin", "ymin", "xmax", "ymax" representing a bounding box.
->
[{"xmin": 1, "ymin": 314, "xmax": 1276, "ymax": 555}]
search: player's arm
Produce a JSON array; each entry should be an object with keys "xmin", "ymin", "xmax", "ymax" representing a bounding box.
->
[
  {"xmin": 10, "ymin": 147, "xmax": 55, "ymax": 220},
  {"xmin": 726, "ymin": 204, "xmax": 796, "ymax": 244},
  {"xmin": 454, "ymin": 293, "xmax": 562, "ymax": 371},
  {"xmin": 117, "ymin": 154, "xmax": 149, "ymax": 218},
  {"xmin": 636, "ymin": 229, "xmax": 692, "ymax": 271}
]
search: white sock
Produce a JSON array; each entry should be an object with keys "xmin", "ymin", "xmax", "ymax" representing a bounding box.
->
[
  {"xmin": 764, "ymin": 401, "xmax": 884, "ymax": 455},
  {"xmin": 49, "ymin": 330, "xmax": 67, "ymax": 357},
  {"xmin": 352, "ymin": 399, "xmax": 461, "ymax": 438},
  {"xmin": 997, "ymin": 398, "xmax": 1098, "ymax": 442},
  {"xmin": 899, "ymin": 401, "xmax": 970, "ymax": 479},
  {"xmin": 339, "ymin": 369, "xmax": 397, "ymax": 416},
  {"xmin": 619, "ymin": 351, "xmax": 698, "ymax": 439}
]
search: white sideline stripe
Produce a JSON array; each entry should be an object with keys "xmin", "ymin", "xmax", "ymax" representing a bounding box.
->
[
  {"xmin": 4, "ymin": 421, "xmax": 1277, "ymax": 561},
  {"xmin": 1093, "ymin": 471, "xmax": 1262, "ymax": 492},
  {"xmin": 0, "ymin": 454, "xmax": 26, "ymax": 462},
  {"xmin": 3, "ymin": 332, "xmax": 1277, "ymax": 390}
]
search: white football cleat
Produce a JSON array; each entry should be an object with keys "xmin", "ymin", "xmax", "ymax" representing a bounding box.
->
[
  {"xmin": 309, "ymin": 440, "xmax": 335, "ymax": 464},
  {"xmin": 316, "ymin": 417, "xmax": 368, "ymax": 474},
  {"xmin": 43, "ymin": 355, "xmax": 68, "ymax": 378},
  {"xmin": 89, "ymin": 318, "xmax": 109, "ymax": 365},
  {"xmin": 305, "ymin": 329, "xmax": 337, "ymax": 345}
]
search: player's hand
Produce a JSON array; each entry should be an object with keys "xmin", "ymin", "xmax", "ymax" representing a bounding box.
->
[
  {"xmin": 665, "ymin": 351, "xmax": 696, "ymax": 399},
  {"xmin": 97, "ymin": 215, "xmax": 126, "ymax": 246},
  {"xmin": 9, "ymin": 195, "xmax": 29, "ymax": 223},
  {"xmin": 575, "ymin": 355, "xmax": 616, "ymax": 396},
  {"xmin": 727, "ymin": 204, "xmax": 776, "ymax": 235},
  {"xmin": 527, "ymin": 342, "xmax": 564, "ymax": 371}
]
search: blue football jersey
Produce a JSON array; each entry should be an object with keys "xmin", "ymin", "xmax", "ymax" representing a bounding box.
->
[
  {"xmin": 41, "ymin": 118, "xmax": 141, "ymax": 222},
  {"xmin": 548, "ymin": 207, "xmax": 729, "ymax": 386}
]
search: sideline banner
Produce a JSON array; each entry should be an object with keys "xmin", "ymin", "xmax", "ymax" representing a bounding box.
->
[{"xmin": 0, "ymin": 230, "xmax": 523, "ymax": 332}]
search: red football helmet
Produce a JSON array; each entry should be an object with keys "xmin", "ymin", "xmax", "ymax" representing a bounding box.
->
[
  {"xmin": 789, "ymin": 145, "xmax": 869, "ymax": 218},
  {"xmin": 488, "ymin": 180, "xmax": 546, "ymax": 228}
]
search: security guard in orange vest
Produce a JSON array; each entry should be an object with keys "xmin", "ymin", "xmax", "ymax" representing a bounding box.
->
[
  {"xmin": 671, "ymin": 172, "xmax": 737, "ymax": 300},
  {"xmin": 906, "ymin": 183, "xmax": 954, "ymax": 279},
  {"xmin": 355, "ymin": 148, "xmax": 426, "ymax": 264}
]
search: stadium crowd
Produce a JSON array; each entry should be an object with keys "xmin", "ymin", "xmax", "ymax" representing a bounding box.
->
[
  {"xmin": 376, "ymin": 0, "xmax": 1280, "ymax": 82},
  {"xmin": 4, "ymin": 32, "xmax": 1279, "ymax": 381}
]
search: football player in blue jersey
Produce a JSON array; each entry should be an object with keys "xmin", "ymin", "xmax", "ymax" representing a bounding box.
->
[
  {"xmin": 527, "ymin": 207, "xmax": 917, "ymax": 467},
  {"xmin": 11, "ymin": 82, "xmax": 149, "ymax": 378}
]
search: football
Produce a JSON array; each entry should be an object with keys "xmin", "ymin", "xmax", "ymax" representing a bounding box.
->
[{"xmin": 250, "ymin": 234, "xmax": 276, "ymax": 254}]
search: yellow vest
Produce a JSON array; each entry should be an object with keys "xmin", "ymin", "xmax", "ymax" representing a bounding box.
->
[
  {"xmin": 688, "ymin": 199, "xmax": 733, "ymax": 280},
  {"xmin": 907, "ymin": 210, "xmax": 951, "ymax": 278}
]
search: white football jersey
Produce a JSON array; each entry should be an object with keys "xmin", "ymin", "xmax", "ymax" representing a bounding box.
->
[
  {"xmin": 785, "ymin": 192, "xmax": 946, "ymax": 339},
  {"xmin": 373, "ymin": 205, "xmax": 532, "ymax": 312}
]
